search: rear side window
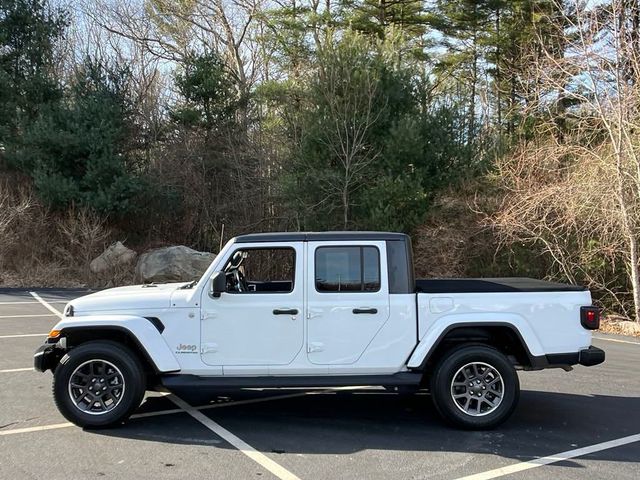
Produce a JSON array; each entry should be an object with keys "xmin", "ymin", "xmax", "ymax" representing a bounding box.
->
[{"xmin": 315, "ymin": 246, "xmax": 380, "ymax": 292}]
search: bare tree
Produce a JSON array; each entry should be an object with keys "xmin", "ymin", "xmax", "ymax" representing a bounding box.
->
[
  {"xmin": 0, "ymin": 182, "xmax": 34, "ymax": 264},
  {"xmin": 489, "ymin": 0, "xmax": 640, "ymax": 322},
  {"xmin": 89, "ymin": 0, "xmax": 263, "ymax": 110},
  {"xmin": 315, "ymin": 35, "xmax": 383, "ymax": 228}
]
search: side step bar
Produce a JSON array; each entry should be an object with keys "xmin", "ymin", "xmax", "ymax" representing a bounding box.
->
[{"xmin": 161, "ymin": 372, "xmax": 423, "ymax": 390}]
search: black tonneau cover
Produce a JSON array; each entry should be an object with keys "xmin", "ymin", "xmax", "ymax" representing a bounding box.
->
[{"xmin": 415, "ymin": 277, "xmax": 587, "ymax": 294}]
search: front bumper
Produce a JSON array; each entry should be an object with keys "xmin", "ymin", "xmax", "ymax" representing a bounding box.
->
[{"xmin": 33, "ymin": 343, "xmax": 61, "ymax": 372}]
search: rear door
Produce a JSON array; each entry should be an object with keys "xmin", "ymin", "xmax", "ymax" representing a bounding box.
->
[{"xmin": 306, "ymin": 241, "xmax": 390, "ymax": 365}]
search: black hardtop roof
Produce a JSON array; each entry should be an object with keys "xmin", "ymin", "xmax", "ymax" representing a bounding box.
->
[{"xmin": 233, "ymin": 231, "xmax": 409, "ymax": 243}]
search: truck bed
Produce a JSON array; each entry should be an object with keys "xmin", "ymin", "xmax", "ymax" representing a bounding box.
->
[{"xmin": 415, "ymin": 277, "xmax": 587, "ymax": 294}]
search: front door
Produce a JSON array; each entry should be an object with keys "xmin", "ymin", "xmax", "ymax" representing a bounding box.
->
[
  {"xmin": 200, "ymin": 242, "xmax": 304, "ymax": 368},
  {"xmin": 306, "ymin": 241, "xmax": 390, "ymax": 365}
]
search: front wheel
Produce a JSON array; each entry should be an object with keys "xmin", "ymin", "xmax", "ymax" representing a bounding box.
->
[
  {"xmin": 53, "ymin": 341, "xmax": 146, "ymax": 428},
  {"xmin": 430, "ymin": 345, "xmax": 519, "ymax": 429}
]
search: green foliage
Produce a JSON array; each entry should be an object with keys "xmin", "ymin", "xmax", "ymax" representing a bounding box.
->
[
  {"xmin": 1, "ymin": 2, "xmax": 146, "ymax": 217},
  {"xmin": 4, "ymin": 0, "xmax": 624, "ymax": 307},
  {"xmin": 172, "ymin": 52, "xmax": 238, "ymax": 129},
  {"xmin": 258, "ymin": 1, "xmax": 316, "ymax": 79},
  {"xmin": 281, "ymin": 32, "xmax": 471, "ymax": 232},
  {"xmin": 0, "ymin": 0, "xmax": 67, "ymax": 143},
  {"xmin": 357, "ymin": 173, "xmax": 427, "ymax": 232},
  {"xmin": 340, "ymin": 0, "xmax": 432, "ymax": 46},
  {"xmin": 427, "ymin": 0, "xmax": 568, "ymax": 139},
  {"xmin": 9, "ymin": 59, "xmax": 144, "ymax": 215}
]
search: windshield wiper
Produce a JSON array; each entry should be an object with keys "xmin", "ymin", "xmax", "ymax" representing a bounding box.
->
[{"xmin": 181, "ymin": 280, "xmax": 198, "ymax": 289}]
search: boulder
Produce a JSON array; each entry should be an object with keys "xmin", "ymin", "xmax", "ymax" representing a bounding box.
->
[
  {"xmin": 90, "ymin": 241, "xmax": 137, "ymax": 273},
  {"xmin": 136, "ymin": 245, "xmax": 215, "ymax": 283}
]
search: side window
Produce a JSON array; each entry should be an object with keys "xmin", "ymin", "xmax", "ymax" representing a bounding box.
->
[
  {"xmin": 224, "ymin": 248, "xmax": 295, "ymax": 293},
  {"xmin": 315, "ymin": 246, "xmax": 380, "ymax": 292}
]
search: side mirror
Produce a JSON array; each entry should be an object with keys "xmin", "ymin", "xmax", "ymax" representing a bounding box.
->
[{"xmin": 209, "ymin": 271, "xmax": 226, "ymax": 298}]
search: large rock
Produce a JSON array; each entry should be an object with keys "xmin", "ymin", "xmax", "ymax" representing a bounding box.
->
[
  {"xmin": 136, "ymin": 245, "xmax": 215, "ymax": 283},
  {"xmin": 90, "ymin": 242, "xmax": 137, "ymax": 273}
]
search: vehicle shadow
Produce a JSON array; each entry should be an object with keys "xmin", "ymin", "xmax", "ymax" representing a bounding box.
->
[{"xmin": 90, "ymin": 388, "xmax": 640, "ymax": 465}]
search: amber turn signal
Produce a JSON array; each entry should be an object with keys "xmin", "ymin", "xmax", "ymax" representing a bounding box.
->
[{"xmin": 47, "ymin": 329, "xmax": 61, "ymax": 338}]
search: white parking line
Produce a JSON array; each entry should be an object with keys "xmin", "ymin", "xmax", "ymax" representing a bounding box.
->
[
  {"xmin": 29, "ymin": 292, "xmax": 63, "ymax": 317},
  {"xmin": 454, "ymin": 432, "xmax": 640, "ymax": 480},
  {"xmin": 0, "ymin": 367, "xmax": 33, "ymax": 373},
  {"xmin": 0, "ymin": 314, "xmax": 57, "ymax": 319},
  {"xmin": 0, "ymin": 300, "xmax": 68, "ymax": 305},
  {"xmin": 0, "ymin": 333, "xmax": 47, "ymax": 339},
  {"xmin": 168, "ymin": 394, "xmax": 300, "ymax": 480},
  {"xmin": 593, "ymin": 335, "xmax": 640, "ymax": 345},
  {"xmin": 0, "ymin": 422, "xmax": 74, "ymax": 435}
]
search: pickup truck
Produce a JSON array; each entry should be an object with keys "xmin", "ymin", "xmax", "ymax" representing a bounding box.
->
[{"xmin": 34, "ymin": 232, "xmax": 605, "ymax": 429}]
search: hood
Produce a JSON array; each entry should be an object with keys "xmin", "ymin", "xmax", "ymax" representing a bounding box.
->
[{"xmin": 69, "ymin": 282, "xmax": 190, "ymax": 314}]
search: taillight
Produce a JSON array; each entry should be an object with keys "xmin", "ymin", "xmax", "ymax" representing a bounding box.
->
[{"xmin": 580, "ymin": 306, "xmax": 600, "ymax": 330}]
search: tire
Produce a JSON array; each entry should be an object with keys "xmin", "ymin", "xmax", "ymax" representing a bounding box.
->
[
  {"xmin": 53, "ymin": 341, "xmax": 146, "ymax": 428},
  {"xmin": 430, "ymin": 345, "xmax": 519, "ymax": 430}
]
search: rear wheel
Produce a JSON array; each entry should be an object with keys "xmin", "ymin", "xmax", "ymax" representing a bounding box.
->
[
  {"xmin": 53, "ymin": 341, "xmax": 146, "ymax": 428},
  {"xmin": 430, "ymin": 345, "xmax": 519, "ymax": 429}
]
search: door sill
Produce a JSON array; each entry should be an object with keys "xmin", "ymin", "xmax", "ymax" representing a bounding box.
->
[{"xmin": 160, "ymin": 372, "xmax": 422, "ymax": 389}]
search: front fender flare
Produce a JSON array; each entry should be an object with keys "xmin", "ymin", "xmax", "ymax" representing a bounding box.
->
[
  {"xmin": 406, "ymin": 313, "xmax": 544, "ymax": 369},
  {"xmin": 52, "ymin": 315, "xmax": 181, "ymax": 373}
]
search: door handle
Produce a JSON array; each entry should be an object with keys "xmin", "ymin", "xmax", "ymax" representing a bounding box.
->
[
  {"xmin": 353, "ymin": 308, "xmax": 378, "ymax": 314},
  {"xmin": 273, "ymin": 308, "xmax": 299, "ymax": 315}
]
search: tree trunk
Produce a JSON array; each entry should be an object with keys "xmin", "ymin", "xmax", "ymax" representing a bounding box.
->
[
  {"xmin": 495, "ymin": 5, "xmax": 502, "ymax": 131},
  {"xmin": 342, "ymin": 183, "xmax": 349, "ymax": 229},
  {"xmin": 628, "ymin": 234, "xmax": 640, "ymax": 323},
  {"xmin": 469, "ymin": 31, "xmax": 478, "ymax": 142}
]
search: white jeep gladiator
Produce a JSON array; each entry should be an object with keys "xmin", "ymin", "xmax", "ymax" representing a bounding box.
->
[{"xmin": 34, "ymin": 232, "xmax": 605, "ymax": 429}]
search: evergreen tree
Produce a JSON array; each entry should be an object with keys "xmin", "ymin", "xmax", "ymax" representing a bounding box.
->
[
  {"xmin": 339, "ymin": 0, "xmax": 433, "ymax": 62},
  {"xmin": 10, "ymin": 59, "xmax": 144, "ymax": 215},
  {"xmin": 429, "ymin": 0, "xmax": 495, "ymax": 142},
  {"xmin": 259, "ymin": 0, "xmax": 316, "ymax": 80},
  {"xmin": 429, "ymin": 0, "xmax": 569, "ymax": 139},
  {"xmin": 171, "ymin": 51, "xmax": 238, "ymax": 130},
  {"xmin": 283, "ymin": 32, "xmax": 469, "ymax": 232},
  {"xmin": 0, "ymin": 0, "xmax": 67, "ymax": 146},
  {"xmin": 487, "ymin": 0, "xmax": 567, "ymax": 135},
  {"xmin": 340, "ymin": 0, "xmax": 430, "ymax": 38}
]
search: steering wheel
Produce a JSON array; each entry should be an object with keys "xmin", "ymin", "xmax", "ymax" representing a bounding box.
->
[{"xmin": 233, "ymin": 268, "xmax": 249, "ymax": 292}]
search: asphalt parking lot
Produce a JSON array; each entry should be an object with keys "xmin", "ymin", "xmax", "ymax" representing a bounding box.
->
[{"xmin": 0, "ymin": 289, "xmax": 639, "ymax": 480}]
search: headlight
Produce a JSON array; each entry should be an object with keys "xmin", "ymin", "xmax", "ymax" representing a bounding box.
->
[{"xmin": 63, "ymin": 304, "xmax": 74, "ymax": 317}]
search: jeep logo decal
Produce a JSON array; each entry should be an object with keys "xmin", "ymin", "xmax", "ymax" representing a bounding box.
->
[{"xmin": 176, "ymin": 343, "xmax": 198, "ymax": 353}]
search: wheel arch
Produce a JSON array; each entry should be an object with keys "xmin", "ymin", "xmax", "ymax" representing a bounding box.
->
[
  {"xmin": 46, "ymin": 316, "xmax": 181, "ymax": 375},
  {"xmin": 408, "ymin": 322, "xmax": 543, "ymax": 373},
  {"xmin": 61, "ymin": 326, "xmax": 163, "ymax": 376}
]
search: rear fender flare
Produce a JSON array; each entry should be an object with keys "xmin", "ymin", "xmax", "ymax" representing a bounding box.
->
[{"xmin": 406, "ymin": 313, "xmax": 544, "ymax": 369}]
